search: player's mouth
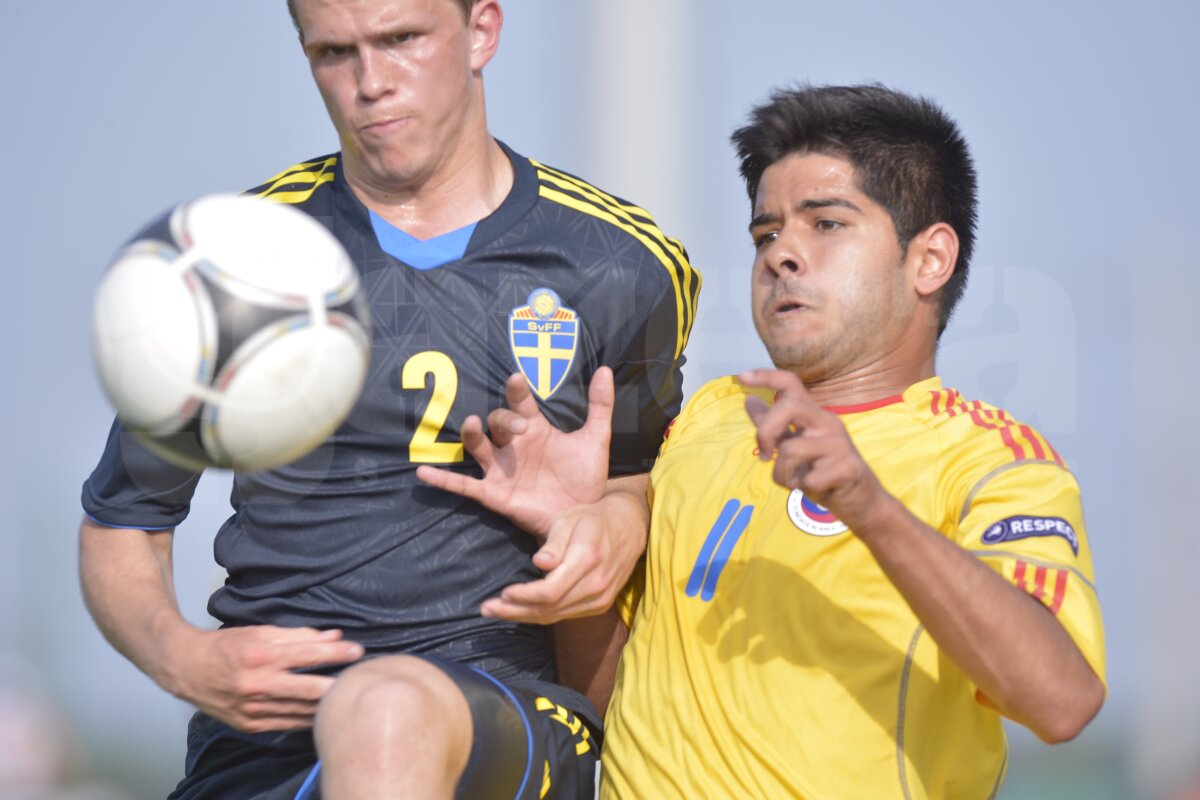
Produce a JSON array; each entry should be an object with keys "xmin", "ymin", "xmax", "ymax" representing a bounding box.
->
[
  {"xmin": 772, "ymin": 298, "xmax": 812, "ymax": 316},
  {"xmin": 361, "ymin": 116, "xmax": 411, "ymax": 135}
]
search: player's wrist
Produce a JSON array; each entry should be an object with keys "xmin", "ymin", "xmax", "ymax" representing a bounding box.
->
[
  {"xmin": 844, "ymin": 486, "xmax": 908, "ymax": 545},
  {"xmin": 148, "ymin": 611, "xmax": 202, "ymax": 696}
]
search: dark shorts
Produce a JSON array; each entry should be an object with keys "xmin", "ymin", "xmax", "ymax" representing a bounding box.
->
[{"xmin": 168, "ymin": 657, "xmax": 600, "ymax": 800}]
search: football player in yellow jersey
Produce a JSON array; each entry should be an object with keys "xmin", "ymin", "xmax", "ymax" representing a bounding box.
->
[{"xmin": 422, "ymin": 84, "xmax": 1105, "ymax": 798}]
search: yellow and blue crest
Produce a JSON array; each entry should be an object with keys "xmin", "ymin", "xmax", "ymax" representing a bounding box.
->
[{"xmin": 509, "ymin": 288, "xmax": 580, "ymax": 400}]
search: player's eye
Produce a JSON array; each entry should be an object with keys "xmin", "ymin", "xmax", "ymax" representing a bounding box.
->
[
  {"xmin": 312, "ymin": 44, "xmax": 353, "ymax": 61},
  {"xmin": 814, "ymin": 219, "xmax": 844, "ymax": 233},
  {"xmin": 752, "ymin": 230, "xmax": 778, "ymax": 249},
  {"xmin": 384, "ymin": 32, "xmax": 417, "ymax": 47}
]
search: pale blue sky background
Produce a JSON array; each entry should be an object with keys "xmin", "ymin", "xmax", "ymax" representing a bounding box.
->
[{"xmin": 2, "ymin": 1, "xmax": 1198, "ymax": 797}]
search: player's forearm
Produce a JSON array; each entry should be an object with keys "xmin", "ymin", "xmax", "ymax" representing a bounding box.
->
[
  {"xmin": 549, "ymin": 478, "xmax": 646, "ymax": 712},
  {"xmin": 552, "ymin": 608, "xmax": 628, "ymax": 718},
  {"xmin": 602, "ymin": 472, "xmax": 651, "ymax": 546},
  {"xmin": 853, "ymin": 497, "xmax": 1104, "ymax": 743},
  {"xmin": 78, "ymin": 518, "xmax": 199, "ymax": 694}
]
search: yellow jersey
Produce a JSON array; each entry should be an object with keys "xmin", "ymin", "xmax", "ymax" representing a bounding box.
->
[{"xmin": 602, "ymin": 376, "xmax": 1105, "ymax": 799}]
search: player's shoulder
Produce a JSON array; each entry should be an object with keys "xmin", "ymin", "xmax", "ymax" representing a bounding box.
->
[
  {"xmin": 914, "ymin": 381, "xmax": 1068, "ymax": 472},
  {"xmin": 527, "ymin": 156, "xmax": 691, "ymax": 263},
  {"xmin": 527, "ymin": 157, "xmax": 669, "ymax": 233},
  {"xmin": 686, "ymin": 375, "xmax": 769, "ymax": 413},
  {"xmin": 521, "ymin": 152, "xmax": 701, "ymax": 357},
  {"xmin": 244, "ymin": 153, "xmax": 340, "ymax": 209},
  {"xmin": 663, "ymin": 376, "xmax": 766, "ymax": 443}
]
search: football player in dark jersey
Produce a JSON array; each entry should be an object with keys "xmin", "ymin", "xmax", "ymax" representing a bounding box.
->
[{"xmin": 78, "ymin": 1, "xmax": 699, "ymax": 797}]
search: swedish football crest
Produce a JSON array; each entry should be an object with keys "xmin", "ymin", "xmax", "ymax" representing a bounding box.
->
[{"xmin": 509, "ymin": 288, "xmax": 580, "ymax": 400}]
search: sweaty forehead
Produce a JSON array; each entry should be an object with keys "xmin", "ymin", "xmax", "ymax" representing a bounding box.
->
[
  {"xmin": 295, "ymin": 0, "xmax": 451, "ymax": 38},
  {"xmin": 760, "ymin": 153, "xmax": 859, "ymax": 199}
]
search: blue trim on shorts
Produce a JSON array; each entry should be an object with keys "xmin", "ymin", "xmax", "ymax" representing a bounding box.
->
[
  {"xmin": 469, "ymin": 667, "xmax": 535, "ymax": 800},
  {"xmin": 294, "ymin": 763, "xmax": 321, "ymax": 800}
]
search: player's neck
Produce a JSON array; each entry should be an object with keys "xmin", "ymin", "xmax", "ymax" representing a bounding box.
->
[
  {"xmin": 799, "ymin": 342, "xmax": 937, "ymax": 408},
  {"xmin": 347, "ymin": 135, "xmax": 514, "ymax": 241}
]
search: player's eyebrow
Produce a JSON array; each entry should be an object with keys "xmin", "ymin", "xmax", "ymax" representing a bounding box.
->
[
  {"xmin": 303, "ymin": 35, "xmax": 351, "ymax": 55},
  {"xmin": 749, "ymin": 198, "xmax": 862, "ymax": 232},
  {"xmin": 748, "ymin": 212, "xmax": 780, "ymax": 231},
  {"xmin": 796, "ymin": 198, "xmax": 862, "ymax": 213}
]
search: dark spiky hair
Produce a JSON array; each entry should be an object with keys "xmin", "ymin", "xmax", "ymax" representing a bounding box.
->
[{"xmin": 731, "ymin": 84, "xmax": 978, "ymax": 335}]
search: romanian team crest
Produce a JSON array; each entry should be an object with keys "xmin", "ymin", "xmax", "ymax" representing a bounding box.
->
[
  {"xmin": 509, "ymin": 288, "xmax": 580, "ymax": 400},
  {"xmin": 787, "ymin": 490, "xmax": 849, "ymax": 537}
]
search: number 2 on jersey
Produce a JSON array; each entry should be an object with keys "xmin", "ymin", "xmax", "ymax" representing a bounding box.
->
[{"xmin": 401, "ymin": 351, "xmax": 464, "ymax": 464}]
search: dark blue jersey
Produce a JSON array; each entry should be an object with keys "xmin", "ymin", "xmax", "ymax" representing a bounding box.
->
[{"xmin": 83, "ymin": 143, "xmax": 699, "ymax": 699}]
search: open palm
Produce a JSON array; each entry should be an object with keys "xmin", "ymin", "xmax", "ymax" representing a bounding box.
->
[{"xmin": 416, "ymin": 368, "xmax": 614, "ymax": 539}]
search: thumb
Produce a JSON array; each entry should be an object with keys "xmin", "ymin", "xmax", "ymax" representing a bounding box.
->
[
  {"xmin": 532, "ymin": 525, "xmax": 569, "ymax": 572},
  {"xmin": 583, "ymin": 366, "xmax": 615, "ymax": 440}
]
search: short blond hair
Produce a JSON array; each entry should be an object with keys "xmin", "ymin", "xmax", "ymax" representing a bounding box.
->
[{"xmin": 287, "ymin": 0, "xmax": 479, "ymax": 36}]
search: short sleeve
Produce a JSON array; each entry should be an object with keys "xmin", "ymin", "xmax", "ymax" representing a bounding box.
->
[
  {"xmin": 604, "ymin": 242, "xmax": 699, "ymax": 475},
  {"xmin": 81, "ymin": 418, "xmax": 203, "ymax": 529},
  {"xmin": 958, "ymin": 461, "xmax": 1106, "ymax": 684}
]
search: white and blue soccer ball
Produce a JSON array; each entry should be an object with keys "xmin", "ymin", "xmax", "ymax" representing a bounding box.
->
[{"xmin": 92, "ymin": 194, "xmax": 371, "ymax": 472}]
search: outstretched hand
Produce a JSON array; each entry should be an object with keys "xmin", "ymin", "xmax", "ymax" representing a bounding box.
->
[
  {"xmin": 416, "ymin": 367, "xmax": 615, "ymax": 539},
  {"xmin": 740, "ymin": 368, "xmax": 887, "ymax": 533}
]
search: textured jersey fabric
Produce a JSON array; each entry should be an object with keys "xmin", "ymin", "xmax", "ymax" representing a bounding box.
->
[
  {"xmin": 603, "ymin": 375, "xmax": 1103, "ymax": 799},
  {"xmin": 82, "ymin": 142, "xmax": 700, "ymax": 724}
]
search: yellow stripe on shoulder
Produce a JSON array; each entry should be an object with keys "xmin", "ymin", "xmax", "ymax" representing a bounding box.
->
[
  {"xmin": 532, "ymin": 160, "xmax": 700, "ymax": 359},
  {"xmin": 254, "ymin": 156, "xmax": 338, "ymax": 205},
  {"xmin": 533, "ymin": 160, "xmax": 689, "ymax": 265},
  {"xmin": 539, "ymin": 183, "xmax": 694, "ymax": 359}
]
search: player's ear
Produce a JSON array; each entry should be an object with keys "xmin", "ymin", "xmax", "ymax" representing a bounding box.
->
[
  {"xmin": 910, "ymin": 222, "xmax": 959, "ymax": 298},
  {"xmin": 468, "ymin": 0, "xmax": 502, "ymax": 72}
]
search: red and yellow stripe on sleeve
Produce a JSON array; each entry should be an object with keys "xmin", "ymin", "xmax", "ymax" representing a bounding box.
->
[
  {"xmin": 1011, "ymin": 559, "xmax": 1069, "ymax": 615},
  {"xmin": 930, "ymin": 390, "xmax": 1064, "ymax": 466}
]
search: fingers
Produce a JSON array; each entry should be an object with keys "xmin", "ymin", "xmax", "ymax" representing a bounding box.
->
[
  {"xmin": 228, "ymin": 676, "xmax": 330, "ymax": 733},
  {"xmin": 583, "ymin": 366, "xmax": 615, "ymax": 441},
  {"xmin": 744, "ymin": 395, "xmax": 771, "ymax": 454},
  {"xmin": 484, "ymin": 409, "xmax": 529, "ymax": 448},
  {"xmin": 771, "ymin": 435, "xmax": 824, "ymax": 490},
  {"xmin": 739, "ymin": 368, "xmax": 806, "ymax": 396},
  {"xmin": 481, "ymin": 577, "xmax": 598, "ymax": 624},
  {"xmin": 460, "ymin": 415, "xmax": 497, "ymax": 465},
  {"xmin": 273, "ymin": 637, "xmax": 365, "ymax": 671},
  {"xmin": 260, "ymin": 626, "xmax": 345, "ymax": 643},
  {"xmin": 415, "ymin": 465, "xmax": 484, "ymax": 502},
  {"xmin": 199, "ymin": 628, "xmax": 359, "ymax": 734},
  {"xmin": 740, "ymin": 369, "xmax": 824, "ymax": 459},
  {"xmin": 504, "ymin": 372, "xmax": 541, "ymax": 419},
  {"xmin": 482, "ymin": 545, "xmax": 610, "ymax": 624}
]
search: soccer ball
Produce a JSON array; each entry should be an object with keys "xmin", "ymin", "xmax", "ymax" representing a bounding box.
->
[{"xmin": 92, "ymin": 194, "xmax": 371, "ymax": 472}]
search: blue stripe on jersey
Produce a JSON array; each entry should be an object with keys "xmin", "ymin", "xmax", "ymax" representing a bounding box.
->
[
  {"xmin": 686, "ymin": 499, "xmax": 740, "ymax": 597},
  {"xmin": 686, "ymin": 500, "xmax": 754, "ymax": 602},
  {"xmin": 701, "ymin": 505, "xmax": 753, "ymax": 601},
  {"xmin": 368, "ymin": 211, "xmax": 477, "ymax": 270}
]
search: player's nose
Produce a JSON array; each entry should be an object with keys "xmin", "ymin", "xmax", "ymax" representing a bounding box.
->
[
  {"xmin": 762, "ymin": 237, "xmax": 806, "ymax": 277},
  {"xmin": 356, "ymin": 48, "xmax": 394, "ymax": 101}
]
